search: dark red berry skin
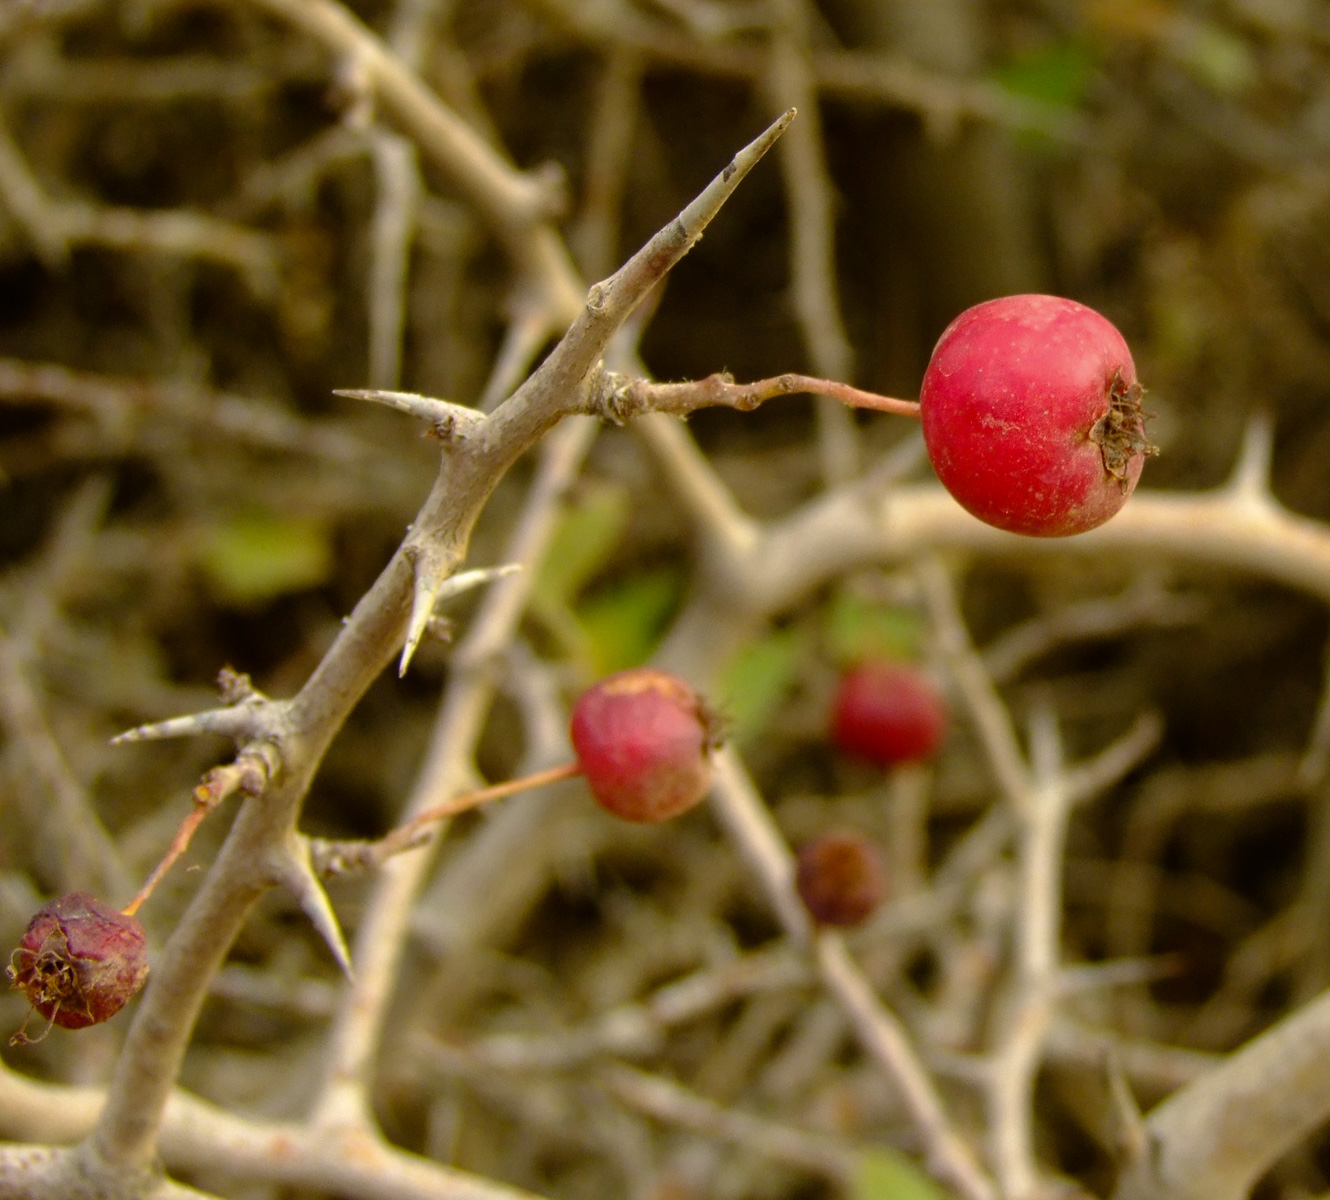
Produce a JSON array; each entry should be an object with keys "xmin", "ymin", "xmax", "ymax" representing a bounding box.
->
[
  {"xmin": 570, "ymin": 668, "xmax": 718, "ymax": 823},
  {"xmin": 796, "ymin": 832, "xmax": 887, "ymax": 928},
  {"xmin": 7, "ymin": 893, "xmax": 148, "ymax": 1031},
  {"xmin": 832, "ymin": 662, "xmax": 947, "ymax": 768},
  {"xmin": 920, "ymin": 294, "xmax": 1153, "ymax": 537}
]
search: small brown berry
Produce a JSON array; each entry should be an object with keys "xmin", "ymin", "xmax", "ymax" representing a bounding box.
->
[
  {"xmin": 795, "ymin": 832, "xmax": 887, "ymax": 928},
  {"xmin": 570, "ymin": 667, "xmax": 721, "ymax": 823},
  {"xmin": 7, "ymin": 893, "xmax": 149, "ymax": 1043}
]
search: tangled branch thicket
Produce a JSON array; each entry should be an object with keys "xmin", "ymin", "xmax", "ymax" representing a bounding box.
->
[{"xmin": 2, "ymin": 1, "xmax": 1330, "ymax": 1198}]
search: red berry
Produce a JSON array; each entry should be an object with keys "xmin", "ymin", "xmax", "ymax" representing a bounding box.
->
[
  {"xmin": 7, "ymin": 893, "xmax": 148, "ymax": 1041},
  {"xmin": 832, "ymin": 661, "xmax": 946, "ymax": 768},
  {"xmin": 920, "ymin": 294, "xmax": 1156, "ymax": 537},
  {"xmin": 570, "ymin": 668, "xmax": 720, "ymax": 823},
  {"xmin": 796, "ymin": 832, "xmax": 887, "ymax": 928}
]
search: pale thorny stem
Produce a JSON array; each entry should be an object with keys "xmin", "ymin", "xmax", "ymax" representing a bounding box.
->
[
  {"xmin": 71, "ymin": 88, "xmax": 797, "ymax": 1183},
  {"xmin": 313, "ymin": 419, "xmax": 597, "ymax": 1127}
]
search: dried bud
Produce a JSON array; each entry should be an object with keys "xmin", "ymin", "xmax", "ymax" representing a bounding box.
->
[
  {"xmin": 795, "ymin": 832, "xmax": 887, "ymax": 929},
  {"xmin": 7, "ymin": 893, "xmax": 149, "ymax": 1043}
]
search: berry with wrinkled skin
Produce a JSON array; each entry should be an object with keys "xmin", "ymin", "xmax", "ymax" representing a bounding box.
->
[
  {"xmin": 571, "ymin": 668, "xmax": 721, "ymax": 823},
  {"xmin": 796, "ymin": 832, "xmax": 887, "ymax": 928},
  {"xmin": 8, "ymin": 893, "xmax": 148, "ymax": 1039},
  {"xmin": 832, "ymin": 661, "xmax": 947, "ymax": 768},
  {"xmin": 920, "ymin": 294, "xmax": 1155, "ymax": 537}
]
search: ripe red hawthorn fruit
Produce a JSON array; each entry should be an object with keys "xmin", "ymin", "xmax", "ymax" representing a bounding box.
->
[
  {"xmin": 7, "ymin": 892, "xmax": 148, "ymax": 1042},
  {"xmin": 920, "ymin": 294, "xmax": 1156, "ymax": 537},
  {"xmin": 831, "ymin": 661, "xmax": 947, "ymax": 768},
  {"xmin": 570, "ymin": 667, "xmax": 723, "ymax": 823},
  {"xmin": 796, "ymin": 831, "xmax": 887, "ymax": 928}
]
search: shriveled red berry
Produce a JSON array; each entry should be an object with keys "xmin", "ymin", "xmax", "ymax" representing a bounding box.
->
[
  {"xmin": 7, "ymin": 893, "xmax": 148, "ymax": 1042},
  {"xmin": 920, "ymin": 294, "xmax": 1156, "ymax": 537},
  {"xmin": 832, "ymin": 661, "xmax": 947, "ymax": 768},
  {"xmin": 570, "ymin": 667, "xmax": 721, "ymax": 823},
  {"xmin": 796, "ymin": 832, "xmax": 887, "ymax": 928}
]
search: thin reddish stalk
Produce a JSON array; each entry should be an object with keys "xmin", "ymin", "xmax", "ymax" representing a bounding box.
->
[{"xmin": 370, "ymin": 759, "xmax": 583, "ymax": 862}]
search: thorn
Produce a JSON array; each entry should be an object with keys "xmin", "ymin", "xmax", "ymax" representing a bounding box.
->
[
  {"xmin": 1104, "ymin": 1046, "xmax": 1150, "ymax": 1167},
  {"xmin": 334, "ymin": 388, "xmax": 485, "ymax": 441},
  {"xmin": 1225, "ymin": 410, "xmax": 1276, "ymax": 508},
  {"xmin": 401, "ymin": 560, "xmax": 445, "ymax": 678},
  {"xmin": 434, "ymin": 563, "xmax": 521, "ymax": 603},
  {"xmin": 398, "ymin": 562, "xmax": 521, "ymax": 677},
  {"xmin": 111, "ymin": 702, "xmax": 266, "ymax": 745},
  {"xmin": 273, "ymin": 838, "xmax": 354, "ymax": 980}
]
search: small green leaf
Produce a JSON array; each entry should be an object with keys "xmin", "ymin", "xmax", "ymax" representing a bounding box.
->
[
  {"xmin": 716, "ymin": 626, "xmax": 809, "ymax": 746},
  {"xmin": 991, "ymin": 39, "xmax": 1094, "ymax": 110},
  {"xmin": 532, "ymin": 482, "xmax": 632, "ymax": 609},
  {"xmin": 196, "ymin": 513, "xmax": 332, "ymax": 605},
  {"xmin": 854, "ymin": 1148, "xmax": 950, "ymax": 1200},
  {"xmin": 576, "ymin": 567, "xmax": 682, "ymax": 675},
  {"xmin": 825, "ymin": 591, "xmax": 924, "ymax": 667}
]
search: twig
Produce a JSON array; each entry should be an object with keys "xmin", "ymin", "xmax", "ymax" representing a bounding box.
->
[
  {"xmin": 597, "ymin": 1061, "xmax": 858, "ymax": 1182},
  {"xmin": 0, "ymin": 626, "xmax": 131, "ymax": 901},
  {"xmin": 765, "ymin": 0, "xmax": 859, "ymax": 485},
  {"xmin": 366, "ymin": 129, "xmax": 420, "ymax": 390},
  {"xmin": 708, "ymin": 746, "xmax": 997, "ymax": 1200},
  {"xmin": 986, "ymin": 702, "xmax": 1070, "ymax": 1199},
  {"xmin": 247, "ymin": 0, "xmax": 584, "ymax": 322},
  {"xmin": 918, "ymin": 556, "xmax": 1034, "ymax": 810},
  {"xmin": 1112, "ymin": 986, "xmax": 1330, "ymax": 1200},
  {"xmin": 455, "ymin": 947, "xmax": 807, "ymax": 1070}
]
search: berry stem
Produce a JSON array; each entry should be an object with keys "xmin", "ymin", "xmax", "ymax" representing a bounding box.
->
[
  {"xmin": 121, "ymin": 756, "xmax": 266, "ymax": 917},
  {"xmin": 387, "ymin": 759, "xmax": 581, "ymax": 845},
  {"xmin": 319, "ymin": 759, "xmax": 585, "ymax": 875},
  {"xmin": 122, "ymin": 799, "xmax": 213, "ymax": 918},
  {"xmin": 600, "ymin": 371, "xmax": 920, "ymax": 421}
]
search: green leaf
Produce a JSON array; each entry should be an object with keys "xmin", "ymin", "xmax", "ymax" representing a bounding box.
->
[
  {"xmin": 825, "ymin": 590, "xmax": 924, "ymax": 667},
  {"xmin": 576, "ymin": 567, "xmax": 682, "ymax": 675},
  {"xmin": 532, "ymin": 482, "xmax": 632, "ymax": 609},
  {"xmin": 196, "ymin": 513, "xmax": 332, "ymax": 605},
  {"xmin": 991, "ymin": 39, "xmax": 1094, "ymax": 110},
  {"xmin": 854, "ymin": 1148, "xmax": 950, "ymax": 1200},
  {"xmin": 716, "ymin": 626, "xmax": 809, "ymax": 746}
]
